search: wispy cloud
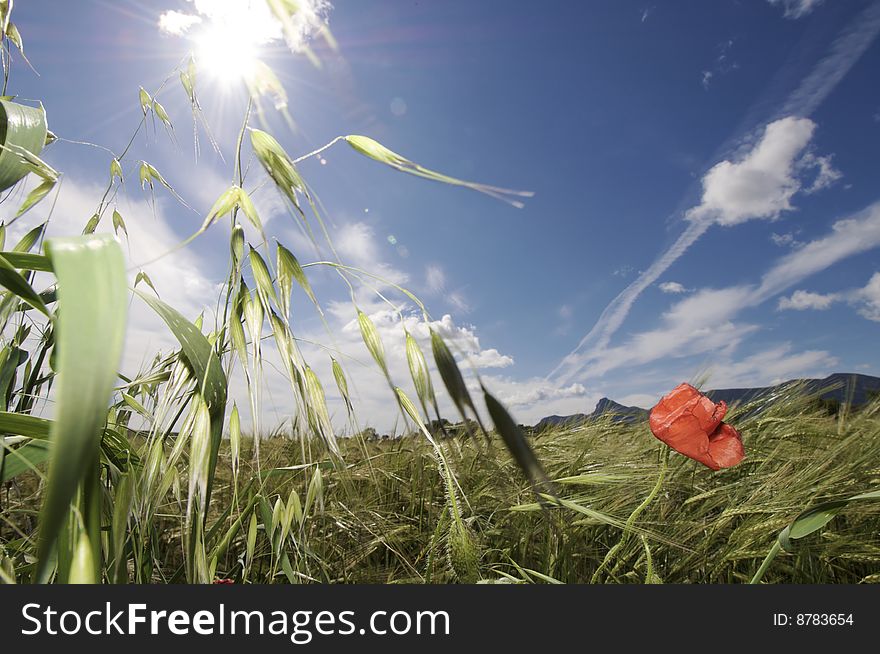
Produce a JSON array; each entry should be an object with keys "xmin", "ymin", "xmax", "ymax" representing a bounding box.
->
[
  {"xmin": 423, "ymin": 263, "xmax": 471, "ymax": 313},
  {"xmin": 768, "ymin": 0, "xmax": 825, "ymax": 20},
  {"xmin": 704, "ymin": 343, "xmax": 838, "ymax": 388},
  {"xmin": 553, "ymin": 303, "xmax": 576, "ymax": 336},
  {"xmin": 771, "ymin": 231, "xmax": 803, "ymax": 248},
  {"xmin": 749, "ymin": 202, "xmax": 880, "ymax": 303},
  {"xmin": 336, "ymin": 221, "xmax": 409, "ymax": 288},
  {"xmin": 778, "ymin": 271, "xmax": 880, "ymax": 321},
  {"xmin": 701, "ymin": 39, "xmax": 738, "ymax": 90},
  {"xmin": 549, "ymin": 219, "xmax": 710, "ymax": 384},
  {"xmin": 778, "ymin": 2, "xmax": 880, "ymax": 118},
  {"xmin": 701, "ymin": 71, "xmax": 713, "ymax": 90},
  {"xmin": 425, "ymin": 264, "xmax": 446, "ymax": 295},
  {"xmin": 554, "ymin": 200, "xmax": 880, "ymax": 384}
]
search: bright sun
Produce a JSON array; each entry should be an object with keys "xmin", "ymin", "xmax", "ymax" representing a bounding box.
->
[
  {"xmin": 186, "ymin": 0, "xmax": 284, "ymax": 86},
  {"xmin": 160, "ymin": 0, "xmax": 331, "ymax": 88},
  {"xmin": 194, "ymin": 22, "xmax": 260, "ymax": 84}
]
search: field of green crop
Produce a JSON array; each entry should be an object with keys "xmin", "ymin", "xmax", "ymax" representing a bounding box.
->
[
  {"xmin": 3, "ymin": 387, "xmax": 880, "ymax": 584},
  {"xmin": 0, "ymin": 3, "xmax": 878, "ymax": 585}
]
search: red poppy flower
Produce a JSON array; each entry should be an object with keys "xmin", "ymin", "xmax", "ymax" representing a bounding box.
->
[
  {"xmin": 648, "ymin": 383, "xmax": 744, "ymax": 470},
  {"xmin": 212, "ymin": 579, "xmax": 234, "ymax": 584}
]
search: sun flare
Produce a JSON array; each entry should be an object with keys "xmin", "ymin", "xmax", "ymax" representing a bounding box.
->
[
  {"xmin": 174, "ymin": 0, "xmax": 282, "ymax": 86},
  {"xmin": 194, "ymin": 21, "xmax": 261, "ymax": 84}
]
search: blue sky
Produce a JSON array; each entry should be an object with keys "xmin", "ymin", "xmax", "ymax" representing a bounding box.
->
[{"xmin": 3, "ymin": 0, "xmax": 880, "ymax": 430}]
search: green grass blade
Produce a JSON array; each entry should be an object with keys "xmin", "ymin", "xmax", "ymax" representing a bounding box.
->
[
  {"xmin": 0, "ymin": 251, "xmax": 52, "ymax": 272},
  {"xmin": 344, "ymin": 134, "xmax": 533, "ymax": 208},
  {"xmin": 134, "ymin": 289, "xmax": 227, "ymax": 509},
  {"xmin": 483, "ymin": 386, "xmax": 551, "ymax": 493},
  {"xmin": 0, "ymin": 253, "xmax": 49, "ymax": 315}
]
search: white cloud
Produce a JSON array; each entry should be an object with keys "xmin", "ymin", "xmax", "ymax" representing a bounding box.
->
[
  {"xmin": 335, "ymin": 221, "xmax": 408, "ymax": 288},
  {"xmin": 800, "ymin": 153, "xmax": 842, "ymax": 194},
  {"xmin": 553, "ymin": 303, "xmax": 575, "ymax": 337},
  {"xmin": 768, "ymin": 0, "xmax": 825, "ymax": 19},
  {"xmin": 686, "ymin": 117, "xmax": 817, "ymax": 226},
  {"xmin": 468, "ymin": 348, "xmax": 514, "ymax": 369},
  {"xmin": 705, "ymin": 344, "xmax": 838, "ymax": 388},
  {"xmin": 295, "ymin": 306, "xmax": 518, "ymax": 430},
  {"xmin": 0, "ymin": 173, "xmax": 525, "ymax": 432},
  {"xmin": 158, "ymin": 0, "xmax": 331, "ymax": 52},
  {"xmin": 658, "ymin": 281, "xmax": 687, "ymax": 294},
  {"xmin": 158, "ymin": 10, "xmax": 202, "ymax": 36},
  {"xmin": 778, "ymin": 289, "xmax": 839, "ymax": 311},
  {"xmin": 854, "ymin": 272, "xmax": 880, "ymax": 322},
  {"xmin": 497, "ymin": 381, "xmax": 587, "ymax": 408},
  {"xmin": 701, "ymin": 70, "xmax": 713, "ymax": 90}
]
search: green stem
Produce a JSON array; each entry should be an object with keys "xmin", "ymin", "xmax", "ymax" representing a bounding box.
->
[
  {"xmin": 749, "ymin": 540, "xmax": 782, "ymax": 584},
  {"xmin": 592, "ymin": 446, "xmax": 668, "ymax": 583}
]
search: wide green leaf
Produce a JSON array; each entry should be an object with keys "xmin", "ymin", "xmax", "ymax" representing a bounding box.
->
[
  {"xmin": 0, "ymin": 410, "xmax": 51, "ymax": 439},
  {"xmin": 0, "ymin": 99, "xmax": 48, "ymax": 192},
  {"xmin": 35, "ymin": 235, "xmax": 128, "ymax": 582},
  {"xmin": 1, "ymin": 439, "xmax": 50, "ymax": 483},
  {"xmin": 778, "ymin": 489, "xmax": 880, "ymax": 551}
]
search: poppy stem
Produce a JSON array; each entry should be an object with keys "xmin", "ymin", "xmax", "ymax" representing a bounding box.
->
[
  {"xmin": 591, "ymin": 445, "xmax": 668, "ymax": 583},
  {"xmin": 749, "ymin": 540, "xmax": 782, "ymax": 584}
]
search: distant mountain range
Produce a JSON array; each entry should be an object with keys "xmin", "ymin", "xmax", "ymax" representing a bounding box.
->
[{"xmin": 532, "ymin": 373, "xmax": 880, "ymax": 430}]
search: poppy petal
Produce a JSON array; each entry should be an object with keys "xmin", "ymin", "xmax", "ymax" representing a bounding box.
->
[{"xmin": 706, "ymin": 423, "xmax": 745, "ymax": 470}]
